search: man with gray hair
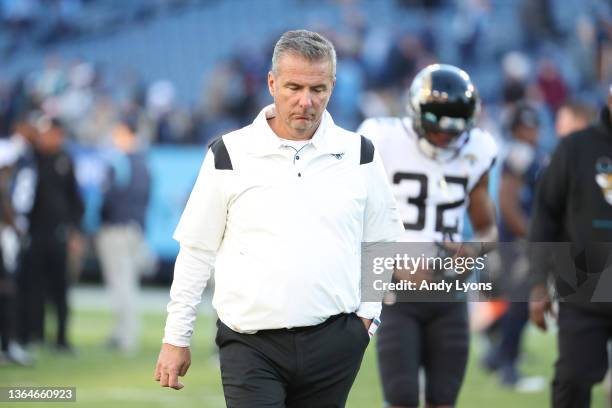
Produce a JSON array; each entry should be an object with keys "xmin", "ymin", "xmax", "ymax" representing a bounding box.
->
[{"xmin": 154, "ymin": 29, "xmax": 403, "ymax": 407}]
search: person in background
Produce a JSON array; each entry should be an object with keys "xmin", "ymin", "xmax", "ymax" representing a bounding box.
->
[
  {"xmin": 17, "ymin": 116, "xmax": 83, "ymax": 352},
  {"xmin": 12, "ymin": 115, "xmax": 43, "ymax": 348},
  {"xmin": 484, "ymin": 104, "xmax": 547, "ymax": 387},
  {"xmin": 0, "ymin": 130, "xmax": 33, "ymax": 366},
  {"xmin": 358, "ymin": 64, "xmax": 498, "ymax": 408},
  {"xmin": 96, "ymin": 114, "xmax": 152, "ymax": 355},
  {"xmin": 529, "ymin": 85, "xmax": 612, "ymax": 408},
  {"xmin": 555, "ymin": 101, "xmax": 597, "ymax": 138}
]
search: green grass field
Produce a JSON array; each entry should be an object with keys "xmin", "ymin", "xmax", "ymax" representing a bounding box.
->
[{"xmin": 0, "ymin": 309, "xmax": 607, "ymax": 407}]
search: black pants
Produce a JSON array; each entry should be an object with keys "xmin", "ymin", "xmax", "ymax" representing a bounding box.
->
[
  {"xmin": 495, "ymin": 242, "xmax": 530, "ymax": 371},
  {"xmin": 17, "ymin": 232, "xmax": 69, "ymax": 346},
  {"xmin": 553, "ymin": 303, "xmax": 612, "ymax": 408},
  {"xmin": 216, "ymin": 313, "xmax": 369, "ymax": 408},
  {"xmin": 377, "ymin": 302, "xmax": 469, "ymax": 407},
  {"xmin": 496, "ymin": 301, "xmax": 529, "ymax": 368}
]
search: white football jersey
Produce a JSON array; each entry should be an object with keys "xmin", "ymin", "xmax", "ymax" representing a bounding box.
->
[{"xmin": 357, "ymin": 117, "xmax": 498, "ymax": 242}]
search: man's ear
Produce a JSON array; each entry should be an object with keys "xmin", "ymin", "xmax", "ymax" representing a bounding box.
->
[{"xmin": 268, "ymin": 71, "xmax": 275, "ymax": 97}]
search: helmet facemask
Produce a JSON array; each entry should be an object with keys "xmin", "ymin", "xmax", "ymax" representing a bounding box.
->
[{"xmin": 408, "ymin": 64, "xmax": 480, "ymax": 162}]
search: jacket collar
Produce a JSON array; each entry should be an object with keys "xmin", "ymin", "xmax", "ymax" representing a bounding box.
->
[{"xmin": 248, "ymin": 105, "xmax": 345, "ymax": 156}]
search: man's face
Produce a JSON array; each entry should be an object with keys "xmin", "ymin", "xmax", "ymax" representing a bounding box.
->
[
  {"xmin": 514, "ymin": 124, "xmax": 539, "ymax": 145},
  {"xmin": 268, "ymin": 53, "xmax": 335, "ymax": 139},
  {"xmin": 112, "ymin": 123, "xmax": 135, "ymax": 152},
  {"xmin": 555, "ymin": 107, "xmax": 587, "ymax": 138},
  {"xmin": 425, "ymin": 131, "xmax": 460, "ymax": 148},
  {"xmin": 38, "ymin": 125, "xmax": 64, "ymax": 153}
]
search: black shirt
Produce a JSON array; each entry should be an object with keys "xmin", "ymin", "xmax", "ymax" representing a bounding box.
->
[
  {"xmin": 529, "ymin": 107, "xmax": 612, "ymax": 308},
  {"xmin": 28, "ymin": 150, "xmax": 83, "ymax": 235}
]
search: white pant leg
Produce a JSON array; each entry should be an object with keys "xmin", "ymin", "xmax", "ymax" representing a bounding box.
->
[{"xmin": 96, "ymin": 224, "xmax": 142, "ymax": 352}]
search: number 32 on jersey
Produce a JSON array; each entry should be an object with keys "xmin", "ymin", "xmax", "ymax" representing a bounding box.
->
[{"xmin": 392, "ymin": 172, "xmax": 468, "ymax": 242}]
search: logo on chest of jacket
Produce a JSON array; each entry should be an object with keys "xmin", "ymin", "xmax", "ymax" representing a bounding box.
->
[{"xmin": 595, "ymin": 156, "xmax": 612, "ymax": 206}]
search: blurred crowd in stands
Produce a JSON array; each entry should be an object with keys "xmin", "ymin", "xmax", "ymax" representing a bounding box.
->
[
  {"xmin": 0, "ymin": 0, "xmax": 610, "ymax": 148},
  {"xmin": 0, "ymin": 0, "xmax": 203, "ymax": 56}
]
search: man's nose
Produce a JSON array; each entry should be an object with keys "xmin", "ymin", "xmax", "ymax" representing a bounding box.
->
[{"xmin": 298, "ymin": 91, "xmax": 313, "ymax": 108}]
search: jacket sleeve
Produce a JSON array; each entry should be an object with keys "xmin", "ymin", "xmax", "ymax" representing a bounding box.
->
[
  {"xmin": 164, "ymin": 146, "xmax": 229, "ymax": 346},
  {"xmin": 528, "ymin": 138, "xmax": 570, "ymax": 286}
]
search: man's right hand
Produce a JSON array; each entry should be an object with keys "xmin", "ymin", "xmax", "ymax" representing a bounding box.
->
[
  {"xmin": 154, "ymin": 343, "xmax": 191, "ymax": 390},
  {"xmin": 529, "ymin": 284, "xmax": 555, "ymax": 332}
]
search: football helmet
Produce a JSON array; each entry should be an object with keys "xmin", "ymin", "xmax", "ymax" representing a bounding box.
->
[{"xmin": 408, "ymin": 64, "xmax": 480, "ymax": 161}]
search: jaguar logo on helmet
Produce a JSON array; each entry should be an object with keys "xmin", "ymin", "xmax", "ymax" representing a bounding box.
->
[{"xmin": 408, "ymin": 64, "xmax": 481, "ymax": 162}]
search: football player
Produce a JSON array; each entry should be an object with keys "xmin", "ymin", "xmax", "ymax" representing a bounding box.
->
[{"xmin": 358, "ymin": 64, "xmax": 498, "ymax": 408}]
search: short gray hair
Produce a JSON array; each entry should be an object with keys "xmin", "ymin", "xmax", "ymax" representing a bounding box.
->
[{"xmin": 271, "ymin": 30, "xmax": 336, "ymax": 77}]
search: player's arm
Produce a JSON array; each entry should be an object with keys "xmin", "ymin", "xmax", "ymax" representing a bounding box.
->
[
  {"xmin": 413, "ymin": 171, "xmax": 497, "ymax": 282},
  {"xmin": 499, "ymin": 170, "xmax": 528, "ymax": 238},
  {"xmin": 467, "ymin": 171, "xmax": 498, "ymax": 253},
  {"xmin": 438, "ymin": 170, "xmax": 497, "ymax": 277}
]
